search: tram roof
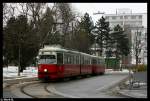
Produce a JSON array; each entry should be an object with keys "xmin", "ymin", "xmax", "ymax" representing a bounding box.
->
[
  {"xmin": 39, "ymin": 45, "xmax": 104, "ymax": 58},
  {"xmin": 39, "ymin": 45, "xmax": 80, "ymax": 54}
]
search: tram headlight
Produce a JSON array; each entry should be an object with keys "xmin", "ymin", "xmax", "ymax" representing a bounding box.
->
[{"xmin": 44, "ymin": 69, "xmax": 48, "ymax": 72}]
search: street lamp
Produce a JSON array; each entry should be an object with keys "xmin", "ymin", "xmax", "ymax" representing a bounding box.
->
[{"xmin": 18, "ymin": 37, "xmax": 22, "ymax": 76}]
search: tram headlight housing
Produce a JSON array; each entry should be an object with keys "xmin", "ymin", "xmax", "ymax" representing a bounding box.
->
[{"xmin": 44, "ymin": 69, "xmax": 48, "ymax": 72}]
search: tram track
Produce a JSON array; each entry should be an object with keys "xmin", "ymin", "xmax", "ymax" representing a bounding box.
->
[
  {"xmin": 20, "ymin": 82, "xmax": 64, "ymax": 98},
  {"xmin": 20, "ymin": 82, "xmax": 39, "ymax": 98}
]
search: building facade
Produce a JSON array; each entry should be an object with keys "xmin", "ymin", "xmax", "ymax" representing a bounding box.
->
[{"xmin": 103, "ymin": 9, "xmax": 147, "ymax": 65}]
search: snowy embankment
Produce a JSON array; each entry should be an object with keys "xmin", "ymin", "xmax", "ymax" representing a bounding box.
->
[
  {"xmin": 105, "ymin": 69, "xmax": 133, "ymax": 74},
  {"xmin": 3, "ymin": 66, "xmax": 38, "ymax": 88},
  {"xmin": 3, "ymin": 66, "xmax": 131, "ymax": 78},
  {"xmin": 3, "ymin": 66, "xmax": 38, "ymax": 78}
]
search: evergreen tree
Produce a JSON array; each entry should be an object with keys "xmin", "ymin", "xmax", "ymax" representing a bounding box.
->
[
  {"xmin": 79, "ymin": 13, "xmax": 95, "ymax": 45},
  {"xmin": 3, "ymin": 15, "xmax": 40, "ymax": 72},
  {"xmin": 111, "ymin": 24, "xmax": 130, "ymax": 58},
  {"xmin": 72, "ymin": 26, "xmax": 91, "ymax": 53},
  {"xmin": 94, "ymin": 16, "xmax": 111, "ymax": 56},
  {"xmin": 71, "ymin": 13, "xmax": 94, "ymax": 53},
  {"xmin": 3, "ymin": 17, "xmax": 17, "ymax": 65},
  {"xmin": 38, "ymin": 7, "xmax": 58, "ymax": 46}
]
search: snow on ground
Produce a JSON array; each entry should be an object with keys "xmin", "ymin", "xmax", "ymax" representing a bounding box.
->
[
  {"xmin": 125, "ymin": 80, "xmax": 147, "ymax": 86},
  {"xmin": 3, "ymin": 66, "xmax": 38, "ymax": 78},
  {"xmin": 105, "ymin": 69, "xmax": 133, "ymax": 74},
  {"xmin": 3, "ymin": 66, "xmax": 131, "ymax": 79}
]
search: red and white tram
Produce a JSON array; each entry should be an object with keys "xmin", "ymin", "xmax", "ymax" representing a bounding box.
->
[{"xmin": 37, "ymin": 45, "xmax": 105, "ymax": 81}]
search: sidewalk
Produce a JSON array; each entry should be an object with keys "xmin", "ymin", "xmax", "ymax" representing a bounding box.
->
[
  {"xmin": 117, "ymin": 83, "xmax": 147, "ymax": 98},
  {"xmin": 118, "ymin": 89, "xmax": 147, "ymax": 98}
]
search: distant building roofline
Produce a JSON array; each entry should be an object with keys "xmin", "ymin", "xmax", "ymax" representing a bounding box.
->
[{"xmin": 104, "ymin": 12, "xmax": 147, "ymax": 16}]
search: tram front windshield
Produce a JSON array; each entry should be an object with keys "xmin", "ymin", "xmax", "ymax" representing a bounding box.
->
[{"xmin": 38, "ymin": 55, "xmax": 56, "ymax": 64}]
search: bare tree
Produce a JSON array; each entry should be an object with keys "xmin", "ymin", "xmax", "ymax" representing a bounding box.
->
[
  {"xmin": 9, "ymin": 4, "xmax": 16, "ymax": 17},
  {"xmin": 17, "ymin": 3, "xmax": 29, "ymax": 18},
  {"xmin": 26, "ymin": 3, "xmax": 46, "ymax": 28},
  {"xmin": 132, "ymin": 27, "xmax": 143, "ymax": 67},
  {"xmin": 3, "ymin": 3, "xmax": 9, "ymax": 25},
  {"xmin": 55, "ymin": 3, "xmax": 76, "ymax": 47},
  {"xmin": 3, "ymin": 3, "xmax": 17, "ymax": 26}
]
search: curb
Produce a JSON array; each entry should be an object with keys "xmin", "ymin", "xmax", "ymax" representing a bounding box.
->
[
  {"xmin": 46, "ymin": 84, "xmax": 80, "ymax": 98},
  {"xmin": 117, "ymin": 90, "xmax": 147, "ymax": 98},
  {"xmin": 96, "ymin": 75, "xmax": 129, "ymax": 92},
  {"xmin": 117, "ymin": 90, "xmax": 133, "ymax": 98}
]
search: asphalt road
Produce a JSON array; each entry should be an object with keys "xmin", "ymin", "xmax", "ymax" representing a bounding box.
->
[
  {"xmin": 3, "ymin": 73, "xmax": 128, "ymax": 98},
  {"xmin": 47, "ymin": 74, "xmax": 128, "ymax": 98}
]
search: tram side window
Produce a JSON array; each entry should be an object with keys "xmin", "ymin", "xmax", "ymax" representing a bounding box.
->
[
  {"xmin": 85, "ymin": 57, "xmax": 90, "ymax": 65},
  {"xmin": 57, "ymin": 53, "xmax": 63, "ymax": 64},
  {"xmin": 101, "ymin": 59, "xmax": 104, "ymax": 65},
  {"xmin": 85, "ymin": 57, "xmax": 88, "ymax": 64},
  {"xmin": 71, "ymin": 55, "xmax": 73, "ymax": 64},
  {"xmin": 64, "ymin": 54, "xmax": 67, "ymax": 64},
  {"xmin": 76, "ymin": 56, "xmax": 79, "ymax": 64},
  {"xmin": 88, "ymin": 59, "xmax": 90, "ymax": 65},
  {"xmin": 67, "ymin": 54, "xmax": 72, "ymax": 64},
  {"xmin": 64, "ymin": 54, "xmax": 71, "ymax": 64},
  {"xmin": 78, "ymin": 56, "xmax": 80, "ymax": 64},
  {"xmin": 86, "ymin": 57, "xmax": 88, "ymax": 65},
  {"xmin": 74, "ymin": 55, "xmax": 76, "ymax": 64},
  {"xmin": 83, "ymin": 57, "xmax": 86, "ymax": 64},
  {"xmin": 68, "ymin": 55, "xmax": 71, "ymax": 64},
  {"xmin": 72, "ymin": 55, "xmax": 74, "ymax": 64},
  {"xmin": 98, "ymin": 59, "xmax": 100, "ymax": 64},
  {"xmin": 92, "ymin": 59, "xmax": 97, "ymax": 65},
  {"xmin": 84, "ymin": 58, "xmax": 86, "ymax": 64},
  {"xmin": 89, "ymin": 58, "xmax": 91, "ymax": 65},
  {"xmin": 85, "ymin": 57, "xmax": 89, "ymax": 65},
  {"xmin": 90, "ymin": 58, "xmax": 92, "ymax": 65},
  {"xmin": 70, "ymin": 55, "xmax": 73, "ymax": 64},
  {"xmin": 81, "ymin": 56, "xmax": 84, "ymax": 64}
]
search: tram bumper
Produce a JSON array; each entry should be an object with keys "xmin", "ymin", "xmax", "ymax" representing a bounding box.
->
[{"xmin": 38, "ymin": 72, "xmax": 59, "ymax": 81}]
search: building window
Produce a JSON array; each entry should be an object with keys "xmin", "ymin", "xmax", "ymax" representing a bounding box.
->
[
  {"xmin": 139, "ymin": 15, "xmax": 142, "ymax": 19},
  {"xmin": 121, "ymin": 21, "xmax": 123, "ymax": 25},
  {"xmin": 120, "ymin": 16, "xmax": 123, "ymax": 19},
  {"xmin": 124, "ymin": 16, "xmax": 128, "ymax": 19},
  {"xmin": 105, "ymin": 16, "xmax": 109, "ymax": 20},
  {"xmin": 139, "ymin": 21, "xmax": 142, "ymax": 25},
  {"xmin": 112, "ymin": 16, "xmax": 116, "ymax": 20},
  {"xmin": 131, "ymin": 16, "xmax": 136, "ymax": 19}
]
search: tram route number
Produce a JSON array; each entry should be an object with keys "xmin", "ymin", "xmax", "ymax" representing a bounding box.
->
[{"xmin": 1, "ymin": 98, "xmax": 14, "ymax": 101}]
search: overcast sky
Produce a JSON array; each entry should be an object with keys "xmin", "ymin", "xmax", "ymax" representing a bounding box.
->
[
  {"xmin": 4, "ymin": 3, "xmax": 147, "ymax": 25},
  {"xmin": 71, "ymin": 3, "xmax": 147, "ymax": 23}
]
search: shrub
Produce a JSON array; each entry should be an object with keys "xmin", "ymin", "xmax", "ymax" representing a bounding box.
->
[
  {"xmin": 137, "ymin": 64, "xmax": 147, "ymax": 72},
  {"xmin": 130, "ymin": 64, "xmax": 147, "ymax": 72},
  {"xmin": 129, "ymin": 65, "xmax": 136, "ymax": 72}
]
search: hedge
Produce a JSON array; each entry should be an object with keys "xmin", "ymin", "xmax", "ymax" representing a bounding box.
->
[{"xmin": 131, "ymin": 64, "xmax": 147, "ymax": 72}]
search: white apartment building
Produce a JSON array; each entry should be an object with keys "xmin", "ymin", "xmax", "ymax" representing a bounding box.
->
[{"xmin": 103, "ymin": 9, "xmax": 147, "ymax": 65}]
